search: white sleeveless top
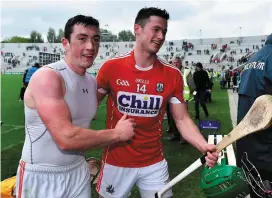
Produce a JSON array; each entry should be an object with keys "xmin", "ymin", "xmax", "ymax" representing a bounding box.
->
[{"xmin": 21, "ymin": 60, "xmax": 98, "ymax": 165}]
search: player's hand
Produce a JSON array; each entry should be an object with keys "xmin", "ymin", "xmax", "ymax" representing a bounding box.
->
[
  {"xmin": 114, "ymin": 113, "xmax": 135, "ymax": 142},
  {"xmin": 202, "ymin": 144, "xmax": 219, "ymax": 167}
]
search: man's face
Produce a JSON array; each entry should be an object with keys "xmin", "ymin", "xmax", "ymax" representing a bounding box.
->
[
  {"xmin": 135, "ymin": 16, "xmax": 167, "ymax": 55},
  {"xmin": 62, "ymin": 24, "xmax": 100, "ymax": 69},
  {"xmin": 196, "ymin": 67, "xmax": 201, "ymax": 71},
  {"xmin": 173, "ymin": 59, "xmax": 182, "ymax": 70}
]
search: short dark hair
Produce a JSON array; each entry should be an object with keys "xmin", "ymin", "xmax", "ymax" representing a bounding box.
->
[
  {"xmin": 64, "ymin": 15, "xmax": 99, "ymax": 42},
  {"xmin": 135, "ymin": 7, "xmax": 169, "ymax": 27},
  {"xmin": 196, "ymin": 62, "xmax": 203, "ymax": 69},
  {"xmin": 34, "ymin": 63, "xmax": 40, "ymax": 68}
]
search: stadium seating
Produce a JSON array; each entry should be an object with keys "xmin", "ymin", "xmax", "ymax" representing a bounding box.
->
[{"xmin": 1, "ymin": 35, "xmax": 268, "ymax": 74}]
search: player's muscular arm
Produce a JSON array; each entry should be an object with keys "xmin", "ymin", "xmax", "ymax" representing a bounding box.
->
[
  {"xmin": 30, "ymin": 68, "xmax": 134, "ymax": 151},
  {"xmin": 170, "ymin": 103, "xmax": 207, "ymax": 153}
]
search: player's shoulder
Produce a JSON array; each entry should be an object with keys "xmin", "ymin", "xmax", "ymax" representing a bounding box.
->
[
  {"xmin": 85, "ymin": 71, "xmax": 96, "ymax": 81},
  {"xmin": 32, "ymin": 67, "xmax": 61, "ymax": 82},
  {"xmin": 28, "ymin": 67, "xmax": 63, "ymax": 92},
  {"xmin": 97, "ymin": 52, "xmax": 132, "ymax": 77}
]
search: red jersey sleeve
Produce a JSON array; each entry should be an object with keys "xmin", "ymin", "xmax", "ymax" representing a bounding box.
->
[
  {"xmin": 170, "ymin": 71, "xmax": 185, "ymax": 103},
  {"xmin": 96, "ymin": 61, "xmax": 110, "ymax": 94}
]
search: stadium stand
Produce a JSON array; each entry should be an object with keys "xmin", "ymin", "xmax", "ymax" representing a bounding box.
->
[{"xmin": 1, "ymin": 35, "xmax": 268, "ymax": 75}]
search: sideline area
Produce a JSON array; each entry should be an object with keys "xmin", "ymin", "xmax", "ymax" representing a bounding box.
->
[{"xmin": 228, "ymin": 89, "xmax": 239, "ymax": 127}]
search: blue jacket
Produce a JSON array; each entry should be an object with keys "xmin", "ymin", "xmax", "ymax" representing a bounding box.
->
[
  {"xmin": 24, "ymin": 66, "xmax": 39, "ymax": 83},
  {"xmin": 236, "ymin": 34, "xmax": 272, "ymax": 171},
  {"xmin": 239, "ymin": 34, "xmax": 272, "ymax": 97}
]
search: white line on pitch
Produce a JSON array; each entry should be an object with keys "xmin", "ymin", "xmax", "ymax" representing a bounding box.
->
[
  {"xmin": 2, "ymin": 126, "xmax": 24, "ymax": 134},
  {"xmin": 3, "ymin": 124, "xmax": 24, "ymax": 128},
  {"xmin": 2, "ymin": 141, "xmax": 25, "ymax": 151}
]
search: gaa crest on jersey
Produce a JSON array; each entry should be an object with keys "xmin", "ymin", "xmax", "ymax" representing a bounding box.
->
[{"xmin": 156, "ymin": 83, "xmax": 164, "ymax": 93}]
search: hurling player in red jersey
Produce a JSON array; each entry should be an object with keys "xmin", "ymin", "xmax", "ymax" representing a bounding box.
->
[{"xmin": 96, "ymin": 7, "xmax": 219, "ymax": 198}]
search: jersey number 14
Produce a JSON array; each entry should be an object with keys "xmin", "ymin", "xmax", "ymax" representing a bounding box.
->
[{"xmin": 136, "ymin": 84, "xmax": 147, "ymax": 94}]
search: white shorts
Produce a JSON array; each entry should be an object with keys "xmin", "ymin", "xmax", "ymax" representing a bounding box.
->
[
  {"xmin": 16, "ymin": 157, "xmax": 91, "ymax": 198},
  {"xmin": 96, "ymin": 159, "xmax": 173, "ymax": 198}
]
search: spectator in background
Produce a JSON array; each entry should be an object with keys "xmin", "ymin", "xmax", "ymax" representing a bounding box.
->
[
  {"xmin": 19, "ymin": 63, "xmax": 41, "ymax": 101},
  {"xmin": 24, "ymin": 63, "xmax": 41, "ymax": 87},
  {"xmin": 166, "ymin": 56, "xmax": 183, "ymax": 142},
  {"xmin": 232, "ymin": 71, "xmax": 238, "ymax": 87},
  {"xmin": 205, "ymin": 74, "xmax": 214, "ymax": 103},
  {"xmin": 19, "ymin": 69, "xmax": 28, "ymax": 101},
  {"xmin": 193, "ymin": 62, "xmax": 209, "ymax": 119},
  {"xmin": 226, "ymin": 69, "xmax": 231, "ymax": 89}
]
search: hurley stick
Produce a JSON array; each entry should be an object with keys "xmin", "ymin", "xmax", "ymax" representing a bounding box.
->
[{"xmin": 155, "ymin": 95, "xmax": 272, "ymax": 198}]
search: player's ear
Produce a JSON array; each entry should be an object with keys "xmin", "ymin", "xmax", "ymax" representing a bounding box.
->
[
  {"xmin": 62, "ymin": 37, "xmax": 70, "ymax": 52},
  {"xmin": 134, "ymin": 24, "xmax": 141, "ymax": 36}
]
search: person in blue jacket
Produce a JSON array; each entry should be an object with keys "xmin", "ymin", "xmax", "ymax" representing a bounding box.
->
[
  {"xmin": 236, "ymin": 33, "xmax": 272, "ymax": 198},
  {"xmin": 24, "ymin": 62, "xmax": 41, "ymax": 86},
  {"xmin": 19, "ymin": 63, "xmax": 41, "ymax": 101}
]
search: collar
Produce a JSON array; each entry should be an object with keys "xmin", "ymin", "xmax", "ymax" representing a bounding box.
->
[{"xmin": 129, "ymin": 50, "xmax": 157, "ymax": 71}]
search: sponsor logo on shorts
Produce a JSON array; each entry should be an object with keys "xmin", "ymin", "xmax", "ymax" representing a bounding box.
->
[
  {"xmin": 106, "ymin": 185, "xmax": 115, "ymax": 195},
  {"xmin": 117, "ymin": 91, "xmax": 163, "ymax": 117}
]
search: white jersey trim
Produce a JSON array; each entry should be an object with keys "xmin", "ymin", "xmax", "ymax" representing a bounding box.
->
[
  {"xmin": 135, "ymin": 64, "xmax": 153, "ymax": 71},
  {"xmin": 169, "ymin": 97, "xmax": 182, "ymax": 104},
  {"xmin": 108, "ymin": 51, "xmax": 131, "ymax": 61},
  {"xmin": 98, "ymin": 88, "xmax": 108, "ymax": 94}
]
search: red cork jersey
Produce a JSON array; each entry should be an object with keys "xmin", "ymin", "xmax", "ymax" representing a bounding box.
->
[{"xmin": 97, "ymin": 51, "xmax": 184, "ymax": 167}]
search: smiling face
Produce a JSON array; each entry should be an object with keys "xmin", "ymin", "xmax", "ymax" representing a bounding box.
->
[
  {"xmin": 134, "ymin": 16, "xmax": 167, "ymax": 55},
  {"xmin": 62, "ymin": 24, "xmax": 100, "ymax": 71}
]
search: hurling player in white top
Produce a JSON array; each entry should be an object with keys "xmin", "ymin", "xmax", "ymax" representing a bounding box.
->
[
  {"xmin": 16, "ymin": 15, "xmax": 135, "ymax": 198},
  {"xmin": 96, "ymin": 7, "xmax": 218, "ymax": 198}
]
